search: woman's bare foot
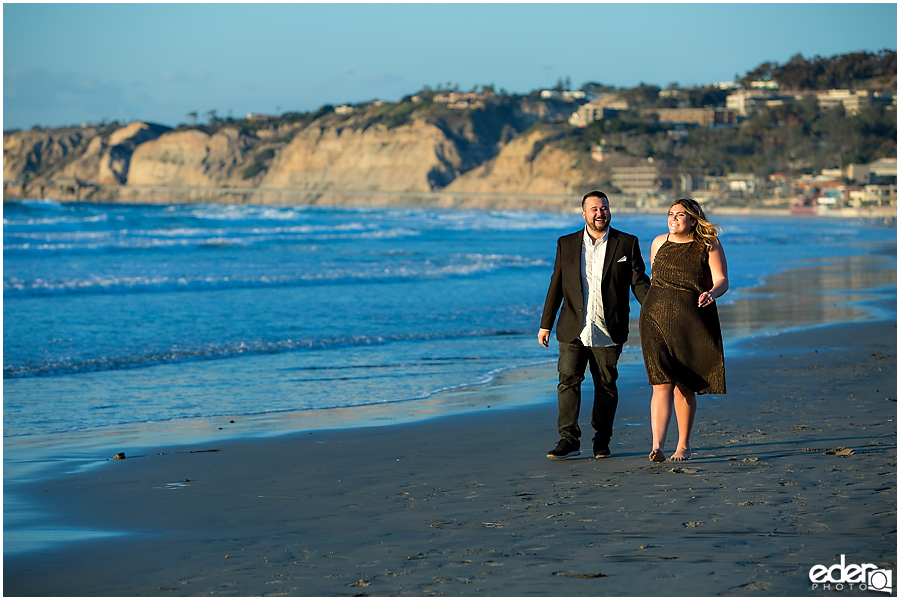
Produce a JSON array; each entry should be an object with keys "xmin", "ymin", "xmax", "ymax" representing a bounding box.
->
[
  {"xmin": 649, "ymin": 449, "xmax": 666, "ymax": 463},
  {"xmin": 670, "ymin": 447, "xmax": 691, "ymax": 461}
]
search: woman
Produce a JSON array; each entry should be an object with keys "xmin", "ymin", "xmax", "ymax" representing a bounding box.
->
[{"xmin": 639, "ymin": 199, "xmax": 728, "ymax": 462}]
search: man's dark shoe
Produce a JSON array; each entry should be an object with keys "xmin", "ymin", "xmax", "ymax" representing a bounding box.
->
[
  {"xmin": 594, "ymin": 444, "xmax": 611, "ymax": 459},
  {"xmin": 547, "ymin": 439, "xmax": 581, "ymax": 460}
]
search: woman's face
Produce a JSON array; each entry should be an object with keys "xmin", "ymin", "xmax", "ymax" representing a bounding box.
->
[{"xmin": 668, "ymin": 204, "xmax": 697, "ymax": 236}]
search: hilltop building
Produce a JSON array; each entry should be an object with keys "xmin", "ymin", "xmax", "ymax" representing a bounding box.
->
[
  {"xmin": 726, "ymin": 88, "xmax": 895, "ymax": 116},
  {"xmin": 540, "ymin": 90, "xmax": 587, "ymax": 101},
  {"xmin": 246, "ymin": 113, "xmax": 279, "ymax": 122},
  {"xmin": 610, "ymin": 159, "xmax": 686, "ymax": 199},
  {"xmin": 867, "ymin": 157, "xmax": 898, "ymax": 181},
  {"xmin": 642, "ymin": 107, "xmax": 738, "ymax": 127},
  {"xmin": 432, "ymin": 91, "xmax": 494, "ymax": 110},
  {"xmin": 725, "ymin": 90, "xmax": 794, "ymax": 116},
  {"xmin": 568, "ymin": 94, "xmax": 630, "ymax": 127}
]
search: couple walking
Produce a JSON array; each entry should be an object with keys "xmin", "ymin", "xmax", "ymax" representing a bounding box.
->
[{"xmin": 538, "ymin": 191, "xmax": 728, "ymax": 462}]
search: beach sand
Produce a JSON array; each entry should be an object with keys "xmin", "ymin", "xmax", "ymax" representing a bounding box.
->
[{"xmin": 4, "ymin": 314, "xmax": 896, "ymax": 597}]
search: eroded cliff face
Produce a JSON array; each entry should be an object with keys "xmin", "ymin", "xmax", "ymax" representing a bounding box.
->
[
  {"xmin": 260, "ymin": 119, "xmax": 466, "ymax": 193},
  {"xmin": 3, "ymin": 127, "xmax": 97, "ymax": 183},
  {"xmin": 3, "ymin": 122, "xmax": 170, "ymax": 186},
  {"xmin": 4, "ymin": 100, "xmax": 594, "ymax": 200},
  {"xmin": 66, "ymin": 122, "xmax": 171, "ymax": 184},
  {"xmin": 445, "ymin": 128, "xmax": 587, "ymax": 196},
  {"xmin": 127, "ymin": 127, "xmax": 256, "ymax": 187}
]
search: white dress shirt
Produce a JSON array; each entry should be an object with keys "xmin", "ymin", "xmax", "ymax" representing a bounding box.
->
[{"xmin": 579, "ymin": 227, "xmax": 615, "ymax": 347}]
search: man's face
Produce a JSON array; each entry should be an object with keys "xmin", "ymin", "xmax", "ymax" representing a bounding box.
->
[{"xmin": 582, "ymin": 195, "xmax": 611, "ymax": 236}]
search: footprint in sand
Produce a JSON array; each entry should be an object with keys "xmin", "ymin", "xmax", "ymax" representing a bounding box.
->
[
  {"xmin": 825, "ymin": 447, "xmax": 855, "ymax": 456},
  {"xmin": 683, "ymin": 521, "xmax": 705, "ymax": 527},
  {"xmin": 731, "ymin": 581, "xmax": 772, "ymax": 592}
]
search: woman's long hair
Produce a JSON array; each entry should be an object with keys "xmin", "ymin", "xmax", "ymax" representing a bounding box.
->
[{"xmin": 672, "ymin": 198, "xmax": 720, "ymax": 250}]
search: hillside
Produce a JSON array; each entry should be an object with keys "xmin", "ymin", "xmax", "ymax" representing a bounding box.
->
[{"xmin": 3, "ymin": 51, "xmax": 896, "ymax": 205}]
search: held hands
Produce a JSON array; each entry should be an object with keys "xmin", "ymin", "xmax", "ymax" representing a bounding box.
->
[
  {"xmin": 698, "ymin": 291, "xmax": 716, "ymax": 307},
  {"xmin": 538, "ymin": 328, "xmax": 551, "ymax": 348}
]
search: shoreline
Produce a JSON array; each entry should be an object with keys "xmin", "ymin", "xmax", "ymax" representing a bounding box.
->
[
  {"xmin": 4, "ymin": 317, "xmax": 896, "ymax": 596},
  {"xmin": 3, "ymin": 193, "xmax": 896, "ymax": 220}
]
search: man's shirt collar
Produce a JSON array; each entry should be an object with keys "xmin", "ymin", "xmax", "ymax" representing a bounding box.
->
[{"xmin": 583, "ymin": 227, "xmax": 610, "ymax": 247}]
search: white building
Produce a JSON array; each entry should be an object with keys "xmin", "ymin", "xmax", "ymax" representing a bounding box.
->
[{"xmin": 541, "ymin": 90, "xmax": 587, "ymax": 101}]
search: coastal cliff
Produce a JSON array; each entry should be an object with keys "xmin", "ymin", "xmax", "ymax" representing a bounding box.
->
[
  {"xmin": 3, "ymin": 122, "xmax": 171, "ymax": 187},
  {"xmin": 3, "ymin": 98, "xmax": 599, "ymax": 201}
]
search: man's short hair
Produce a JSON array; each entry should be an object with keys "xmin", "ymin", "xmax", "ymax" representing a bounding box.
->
[{"xmin": 582, "ymin": 190, "xmax": 609, "ymax": 207}]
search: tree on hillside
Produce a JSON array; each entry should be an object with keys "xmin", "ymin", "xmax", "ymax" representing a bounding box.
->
[
  {"xmin": 741, "ymin": 50, "xmax": 898, "ymax": 91},
  {"xmin": 776, "ymin": 53, "xmax": 819, "ymax": 90},
  {"xmin": 617, "ymin": 83, "xmax": 661, "ymax": 107},
  {"xmin": 741, "ymin": 61, "xmax": 778, "ymax": 85},
  {"xmin": 581, "ymin": 82, "xmax": 616, "ymax": 95},
  {"xmin": 685, "ymin": 87, "xmax": 730, "ymax": 109}
]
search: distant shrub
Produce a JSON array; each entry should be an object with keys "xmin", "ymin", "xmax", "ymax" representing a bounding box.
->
[
  {"xmin": 241, "ymin": 162, "xmax": 266, "ymax": 180},
  {"xmin": 241, "ymin": 148, "xmax": 277, "ymax": 180}
]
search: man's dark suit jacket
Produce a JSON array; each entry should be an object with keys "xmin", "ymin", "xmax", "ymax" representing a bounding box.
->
[{"xmin": 540, "ymin": 227, "xmax": 651, "ymax": 345}]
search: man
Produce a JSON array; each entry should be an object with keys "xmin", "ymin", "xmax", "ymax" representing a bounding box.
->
[{"xmin": 538, "ymin": 191, "xmax": 651, "ymax": 459}]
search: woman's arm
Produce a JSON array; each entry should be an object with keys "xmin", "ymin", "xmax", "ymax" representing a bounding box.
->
[
  {"xmin": 649, "ymin": 233, "xmax": 667, "ymax": 267},
  {"xmin": 699, "ymin": 239, "xmax": 729, "ymax": 307}
]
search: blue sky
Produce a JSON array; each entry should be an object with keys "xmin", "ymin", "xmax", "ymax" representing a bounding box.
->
[{"xmin": 3, "ymin": 2, "xmax": 897, "ymax": 130}]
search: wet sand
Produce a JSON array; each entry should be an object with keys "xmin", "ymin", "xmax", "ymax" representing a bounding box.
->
[{"xmin": 4, "ymin": 314, "xmax": 896, "ymax": 597}]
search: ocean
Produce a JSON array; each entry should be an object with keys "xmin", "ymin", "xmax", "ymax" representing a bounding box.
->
[{"xmin": 3, "ymin": 200, "xmax": 896, "ymax": 468}]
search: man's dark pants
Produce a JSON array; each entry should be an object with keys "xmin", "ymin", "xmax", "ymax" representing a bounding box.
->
[{"xmin": 557, "ymin": 340, "xmax": 622, "ymax": 449}]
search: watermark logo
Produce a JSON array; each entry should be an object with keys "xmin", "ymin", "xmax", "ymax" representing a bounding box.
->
[{"xmin": 809, "ymin": 555, "xmax": 892, "ymax": 593}]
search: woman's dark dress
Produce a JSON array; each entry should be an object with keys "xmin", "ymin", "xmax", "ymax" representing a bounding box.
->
[{"xmin": 639, "ymin": 239, "xmax": 726, "ymax": 394}]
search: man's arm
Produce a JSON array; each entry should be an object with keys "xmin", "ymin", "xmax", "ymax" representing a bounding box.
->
[
  {"xmin": 538, "ymin": 240, "xmax": 565, "ymax": 346},
  {"xmin": 630, "ymin": 237, "xmax": 651, "ymax": 304}
]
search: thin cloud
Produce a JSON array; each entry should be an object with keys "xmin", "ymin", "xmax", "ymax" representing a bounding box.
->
[
  {"xmin": 3, "ymin": 68, "xmax": 149, "ymax": 128},
  {"xmin": 155, "ymin": 70, "xmax": 213, "ymax": 85}
]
